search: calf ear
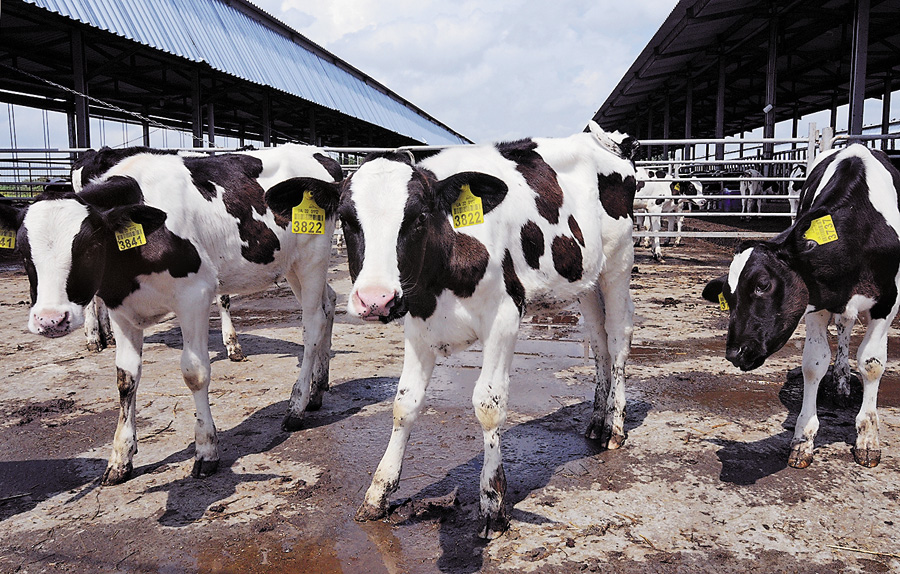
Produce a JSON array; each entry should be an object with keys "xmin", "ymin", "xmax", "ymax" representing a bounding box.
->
[
  {"xmin": 80, "ymin": 175, "xmax": 144, "ymax": 208},
  {"xmin": 102, "ymin": 205, "xmax": 167, "ymax": 236},
  {"xmin": 786, "ymin": 206, "xmax": 832, "ymax": 256},
  {"xmin": 434, "ymin": 172, "xmax": 509, "ymax": 215},
  {"xmin": 265, "ymin": 177, "xmax": 341, "ymax": 218},
  {"xmin": 0, "ymin": 200, "xmax": 24, "ymax": 232},
  {"xmin": 702, "ymin": 275, "xmax": 727, "ymax": 303}
]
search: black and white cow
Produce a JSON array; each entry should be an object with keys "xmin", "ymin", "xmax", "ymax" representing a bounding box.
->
[
  {"xmin": 788, "ymin": 164, "xmax": 807, "ymax": 224},
  {"xmin": 268, "ymin": 122, "xmax": 639, "ymax": 538},
  {"xmin": 73, "ymin": 148, "xmax": 247, "ymax": 361},
  {"xmin": 0, "ymin": 144, "xmax": 342, "ymax": 485},
  {"xmin": 703, "ymin": 144, "xmax": 900, "ymax": 469}
]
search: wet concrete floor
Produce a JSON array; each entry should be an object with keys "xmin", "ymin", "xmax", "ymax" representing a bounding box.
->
[{"xmin": 0, "ymin": 240, "xmax": 898, "ymax": 573}]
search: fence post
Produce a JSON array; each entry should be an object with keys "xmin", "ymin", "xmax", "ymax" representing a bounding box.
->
[
  {"xmin": 806, "ymin": 122, "xmax": 818, "ymax": 168},
  {"xmin": 820, "ymin": 126, "xmax": 834, "ymax": 153}
]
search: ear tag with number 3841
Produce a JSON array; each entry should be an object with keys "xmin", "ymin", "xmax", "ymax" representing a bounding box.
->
[
  {"xmin": 0, "ymin": 227, "xmax": 15, "ymax": 250},
  {"xmin": 115, "ymin": 221, "xmax": 147, "ymax": 251}
]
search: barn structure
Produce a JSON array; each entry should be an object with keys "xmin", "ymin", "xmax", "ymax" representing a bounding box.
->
[
  {"xmin": 0, "ymin": 0, "xmax": 471, "ymax": 149},
  {"xmin": 593, "ymin": 0, "xmax": 900, "ymax": 159}
]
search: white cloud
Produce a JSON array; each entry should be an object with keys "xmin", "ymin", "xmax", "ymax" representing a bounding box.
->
[{"xmin": 252, "ymin": 0, "xmax": 679, "ymax": 142}]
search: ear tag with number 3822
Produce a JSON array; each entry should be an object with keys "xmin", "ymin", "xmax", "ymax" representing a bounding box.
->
[
  {"xmin": 115, "ymin": 221, "xmax": 147, "ymax": 251},
  {"xmin": 0, "ymin": 227, "xmax": 15, "ymax": 250},
  {"xmin": 451, "ymin": 184, "xmax": 484, "ymax": 228},
  {"xmin": 291, "ymin": 191, "xmax": 325, "ymax": 235}
]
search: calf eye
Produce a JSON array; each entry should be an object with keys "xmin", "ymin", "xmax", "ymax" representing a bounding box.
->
[
  {"xmin": 754, "ymin": 281, "xmax": 771, "ymax": 296},
  {"xmin": 414, "ymin": 213, "xmax": 427, "ymax": 228}
]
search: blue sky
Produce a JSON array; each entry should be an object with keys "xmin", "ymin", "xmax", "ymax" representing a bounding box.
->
[{"xmin": 1, "ymin": 0, "xmax": 897, "ymax": 148}]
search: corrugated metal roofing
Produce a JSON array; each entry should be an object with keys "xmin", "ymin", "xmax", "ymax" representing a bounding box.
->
[{"xmin": 22, "ymin": 0, "xmax": 468, "ymax": 145}]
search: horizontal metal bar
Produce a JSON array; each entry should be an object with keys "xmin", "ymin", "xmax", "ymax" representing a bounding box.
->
[
  {"xmin": 639, "ymin": 138, "xmax": 808, "ymax": 145},
  {"xmin": 634, "ymin": 231, "xmax": 780, "ymax": 238}
]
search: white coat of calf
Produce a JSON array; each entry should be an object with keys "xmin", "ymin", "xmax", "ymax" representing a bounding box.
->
[
  {"xmin": 633, "ymin": 169, "xmax": 704, "ymax": 261},
  {"xmin": 739, "ymin": 168, "xmax": 765, "ymax": 215},
  {"xmin": 268, "ymin": 123, "xmax": 639, "ymax": 538},
  {"xmin": 703, "ymin": 144, "xmax": 900, "ymax": 469},
  {"xmin": 0, "ymin": 144, "xmax": 342, "ymax": 485}
]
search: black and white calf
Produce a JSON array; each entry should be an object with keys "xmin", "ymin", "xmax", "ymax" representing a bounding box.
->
[
  {"xmin": 0, "ymin": 144, "xmax": 342, "ymax": 484},
  {"xmin": 703, "ymin": 144, "xmax": 900, "ymax": 469},
  {"xmin": 633, "ymin": 169, "xmax": 704, "ymax": 261},
  {"xmin": 269, "ymin": 123, "xmax": 639, "ymax": 538}
]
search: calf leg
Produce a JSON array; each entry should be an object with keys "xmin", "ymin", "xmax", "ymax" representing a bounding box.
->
[
  {"xmin": 281, "ymin": 265, "xmax": 336, "ymax": 431},
  {"xmin": 178, "ymin": 295, "xmax": 219, "ymax": 478},
  {"xmin": 356, "ymin": 329, "xmax": 436, "ymax": 522},
  {"xmin": 672, "ymin": 214, "xmax": 684, "ymax": 247},
  {"xmin": 472, "ymin": 311, "xmax": 519, "ymax": 539},
  {"xmin": 103, "ymin": 314, "xmax": 144, "ymax": 485},
  {"xmin": 833, "ymin": 313, "xmax": 854, "ymax": 403},
  {"xmin": 217, "ymin": 295, "xmax": 245, "ymax": 362},
  {"xmin": 789, "ymin": 310, "xmax": 830, "ymax": 468},
  {"xmin": 84, "ymin": 296, "xmax": 113, "ymax": 352},
  {"xmin": 582, "ymin": 273, "xmax": 634, "ymax": 449},
  {"xmin": 852, "ymin": 316, "xmax": 892, "ymax": 467},
  {"xmin": 649, "ymin": 214, "xmax": 663, "ymax": 261}
]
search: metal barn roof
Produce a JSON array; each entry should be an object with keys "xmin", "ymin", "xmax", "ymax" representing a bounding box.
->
[
  {"xmin": 592, "ymin": 0, "xmax": 900, "ymax": 141},
  {"xmin": 2, "ymin": 0, "xmax": 470, "ymax": 146}
]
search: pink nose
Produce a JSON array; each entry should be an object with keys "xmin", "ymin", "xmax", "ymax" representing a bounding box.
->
[
  {"xmin": 34, "ymin": 310, "xmax": 71, "ymax": 337},
  {"xmin": 354, "ymin": 288, "xmax": 397, "ymax": 320}
]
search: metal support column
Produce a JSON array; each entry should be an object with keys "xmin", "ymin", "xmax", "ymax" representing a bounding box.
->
[
  {"xmin": 71, "ymin": 29, "xmax": 90, "ymax": 148},
  {"xmin": 207, "ymin": 102, "xmax": 216, "ymax": 147},
  {"xmin": 684, "ymin": 73, "xmax": 693, "ymax": 160},
  {"xmin": 848, "ymin": 0, "xmax": 870, "ymax": 139},
  {"xmin": 715, "ymin": 54, "xmax": 725, "ymax": 161},
  {"xmin": 261, "ymin": 93, "xmax": 271, "ymax": 147},
  {"xmin": 191, "ymin": 69, "xmax": 203, "ymax": 147},
  {"xmin": 882, "ymin": 72, "xmax": 893, "ymax": 149},
  {"xmin": 763, "ymin": 12, "xmax": 778, "ymax": 165},
  {"xmin": 663, "ymin": 91, "xmax": 671, "ymax": 158}
]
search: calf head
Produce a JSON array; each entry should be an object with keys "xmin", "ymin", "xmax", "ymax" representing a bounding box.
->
[
  {"xmin": 703, "ymin": 239, "xmax": 810, "ymax": 371},
  {"xmin": 0, "ymin": 176, "xmax": 165, "ymax": 338},
  {"xmin": 333, "ymin": 153, "xmax": 507, "ymax": 322}
]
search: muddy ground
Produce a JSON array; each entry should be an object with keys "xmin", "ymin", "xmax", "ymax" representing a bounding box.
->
[{"xmin": 0, "ymin": 231, "xmax": 898, "ymax": 574}]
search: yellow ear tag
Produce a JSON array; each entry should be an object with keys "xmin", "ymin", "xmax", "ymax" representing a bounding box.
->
[
  {"xmin": 0, "ymin": 227, "xmax": 15, "ymax": 249},
  {"xmin": 718, "ymin": 292, "xmax": 729, "ymax": 311},
  {"xmin": 291, "ymin": 191, "xmax": 325, "ymax": 235},
  {"xmin": 803, "ymin": 214, "xmax": 838, "ymax": 245},
  {"xmin": 115, "ymin": 221, "xmax": 147, "ymax": 251},
  {"xmin": 451, "ymin": 184, "xmax": 484, "ymax": 228}
]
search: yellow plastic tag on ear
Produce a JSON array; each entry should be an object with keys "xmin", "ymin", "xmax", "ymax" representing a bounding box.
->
[
  {"xmin": 0, "ymin": 227, "xmax": 15, "ymax": 249},
  {"xmin": 115, "ymin": 221, "xmax": 147, "ymax": 251},
  {"xmin": 451, "ymin": 184, "xmax": 484, "ymax": 228},
  {"xmin": 291, "ymin": 191, "xmax": 326, "ymax": 235},
  {"xmin": 803, "ymin": 214, "xmax": 838, "ymax": 245},
  {"xmin": 718, "ymin": 292, "xmax": 729, "ymax": 311}
]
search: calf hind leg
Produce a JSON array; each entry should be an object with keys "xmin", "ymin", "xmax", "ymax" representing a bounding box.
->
[
  {"xmin": 852, "ymin": 317, "xmax": 891, "ymax": 467},
  {"xmin": 217, "ymin": 295, "xmax": 245, "ymax": 362}
]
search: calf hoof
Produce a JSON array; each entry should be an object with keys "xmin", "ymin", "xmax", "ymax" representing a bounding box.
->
[
  {"xmin": 852, "ymin": 448, "xmax": 881, "ymax": 468},
  {"xmin": 86, "ymin": 341, "xmax": 104, "ymax": 353},
  {"xmin": 227, "ymin": 348, "xmax": 246, "ymax": 362},
  {"xmin": 306, "ymin": 394, "xmax": 324, "ymax": 412},
  {"xmin": 191, "ymin": 459, "xmax": 219, "ymax": 479},
  {"xmin": 787, "ymin": 449, "xmax": 813, "ymax": 469},
  {"xmin": 477, "ymin": 513, "xmax": 510, "ymax": 540},
  {"xmin": 355, "ymin": 502, "xmax": 388, "ymax": 523},
  {"xmin": 281, "ymin": 414, "xmax": 305, "ymax": 432},
  {"xmin": 101, "ymin": 463, "xmax": 133, "ymax": 486},
  {"xmin": 606, "ymin": 432, "xmax": 626, "ymax": 451}
]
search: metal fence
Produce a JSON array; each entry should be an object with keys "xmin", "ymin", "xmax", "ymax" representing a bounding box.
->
[{"xmin": 2, "ymin": 128, "xmax": 898, "ymax": 246}]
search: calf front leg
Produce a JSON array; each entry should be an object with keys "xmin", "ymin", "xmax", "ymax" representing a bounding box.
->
[
  {"xmin": 356, "ymin": 331, "xmax": 436, "ymax": 522},
  {"xmin": 789, "ymin": 310, "xmax": 830, "ymax": 469},
  {"xmin": 179, "ymin": 297, "xmax": 219, "ymax": 478},
  {"xmin": 103, "ymin": 315, "xmax": 144, "ymax": 485},
  {"xmin": 281, "ymin": 267, "xmax": 336, "ymax": 431},
  {"xmin": 472, "ymin": 315, "xmax": 518, "ymax": 539},
  {"xmin": 852, "ymin": 317, "xmax": 891, "ymax": 467}
]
